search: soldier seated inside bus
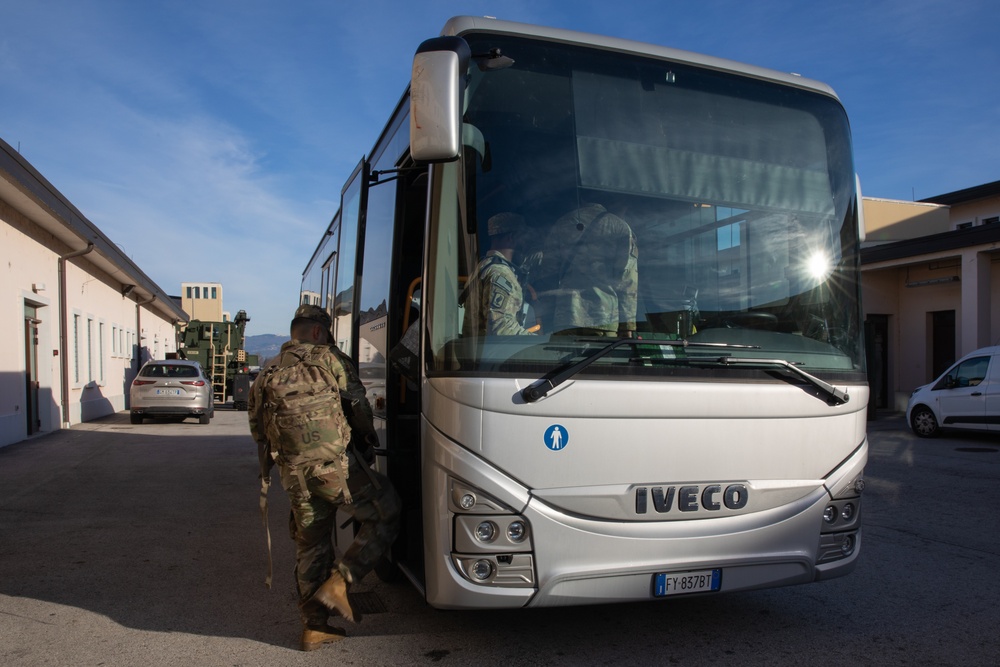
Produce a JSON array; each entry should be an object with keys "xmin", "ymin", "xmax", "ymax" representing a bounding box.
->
[
  {"xmin": 530, "ymin": 201, "xmax": 638, "ymax": 338},
  {"xmin": 460, "ymin": 212, "xmax": 538, "ymax": 336}
]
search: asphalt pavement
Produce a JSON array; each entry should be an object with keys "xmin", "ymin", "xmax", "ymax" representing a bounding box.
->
[
  {"xmin": 0, "ymin": 407, "xmax": 426, "ymax": 666},
  {"xmin": 2, "ymin": 408, "xmax": 997, "ymax": 666}
]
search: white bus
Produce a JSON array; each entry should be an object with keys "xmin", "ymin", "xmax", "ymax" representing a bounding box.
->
[{"xmin": 301, "ymin": 16, "xmax": 868, "ymax": 609}]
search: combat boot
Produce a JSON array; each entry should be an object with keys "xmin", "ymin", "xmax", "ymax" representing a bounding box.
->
[
  {"xmin": 301, "ymin": 623, "xmax": 347, "ymax": 651},
  {"xmin": 312, "ymin": 570, "xmax": 359, "ymax": 622}
]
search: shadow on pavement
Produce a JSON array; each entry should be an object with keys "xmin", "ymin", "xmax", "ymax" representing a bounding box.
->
[{"xmin": 0, "ymin": 410, "xmax": 297, "ymax": 648}]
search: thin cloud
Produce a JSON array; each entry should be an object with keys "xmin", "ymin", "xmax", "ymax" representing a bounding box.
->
[{"xmin": 2, "ymin": 1, "xmax": 998, "ymax": 334}]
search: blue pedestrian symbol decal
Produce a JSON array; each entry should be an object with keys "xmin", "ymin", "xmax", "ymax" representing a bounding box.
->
[{"xmin": 544, "ymin": 424, "xmax": 568, "ymax": 451}]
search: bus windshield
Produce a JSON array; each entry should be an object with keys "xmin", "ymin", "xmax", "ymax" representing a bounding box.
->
[{"xmin": 426, "ymin": 35, "xmax": 863, "ymax": 380}]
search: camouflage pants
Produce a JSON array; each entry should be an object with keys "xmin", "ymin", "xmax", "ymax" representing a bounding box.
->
[{"xmin": 279, "ymin": 453, "xmax": 401, "ymax": 626}]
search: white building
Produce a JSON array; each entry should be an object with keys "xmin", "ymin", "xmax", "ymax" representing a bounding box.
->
[{"xmin": 0, "ymin": 138, "xmax": 187, "ymax": 448}]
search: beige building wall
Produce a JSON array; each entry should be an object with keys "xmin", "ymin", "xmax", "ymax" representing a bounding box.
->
[
  {"xmin": 864, "ymin": 250, "xmax": 1000, "ymax": 411},
  {"xmin": 1, "ymin": 199, "xmax": 61, "ymax": 442},
  {"xmin": 861, "ymin": 186, "xmax": 1000, "ymax": 412},
  {"xmin": 947, "ymin": 195, "xmax": 1000, "ymax": 229},
  {"xmin": 181, "ymin": 281, "xmax": 225, "ymax": 321},
  {"xmin": 1, "ymin": 138, "xmax": 187, "ymax": 448},
  {"xmin": 862, "ymin": 197, "xmax": 950, "ymax": 243}
]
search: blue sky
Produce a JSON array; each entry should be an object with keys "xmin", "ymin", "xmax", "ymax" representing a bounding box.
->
[{"xmin": 2, "ymin": 1, "xmax": 997, "ymax": 335}]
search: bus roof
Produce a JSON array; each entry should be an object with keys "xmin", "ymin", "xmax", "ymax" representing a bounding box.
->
[{"xmin": 441, "ymin": 16, "xmax": 841, "ymax": 100}]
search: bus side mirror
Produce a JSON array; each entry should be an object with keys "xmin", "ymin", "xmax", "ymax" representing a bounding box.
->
[{"xmin": 410, "ymin": 36, "xmax": 471, "ymax": 163}]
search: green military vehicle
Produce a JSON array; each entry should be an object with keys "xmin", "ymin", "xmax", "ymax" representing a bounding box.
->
[{"xmin": 175, "ymin": 310, "xmax": 258, "ymax": 410}]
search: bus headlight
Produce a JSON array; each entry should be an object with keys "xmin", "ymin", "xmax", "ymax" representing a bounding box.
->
[
  {"xmin": 818, "ymin": 495, "xmax": 862, "ymax": 563},
  {"xmin": 475, "ymin": 521, "xmax": 498, "ymax": 542},
  {"xmin": 449, "ymin": 478, "xmax": 535, "ymax": 587},
  {"xmin": 470, "ymin": 559, "xmax": 494, "ymax": 580},
  {"xmin": 453, "ymin": 553, "xmax": 535, "ymax": 587},
  {"xmin": 456, "ymin": 515, "xmax": 532, "ymax": 551},
  {"xmin": 818, "ymin": 531, "xmax": 860, "ymax": 563},
  {"xmin": 453, "ymin": 514, "xmax": 535, "ymax": 586},
  {"xmin": 449, "ymin": 479, "xmax": 506, "ymax": 513},
  {"xmin": 507, "ymin": 520, "xmax": 527, "ymax": 543},
  {"xmin": 821, "ymin": 498, "xmax": 861, "ymax": 532}
]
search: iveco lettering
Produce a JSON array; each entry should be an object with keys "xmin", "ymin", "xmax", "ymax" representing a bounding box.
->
[
  {"xmin": 298, "ymin": 16, "xmax": 867, "ymax": 610},
  {"xmin": 635, "ymin": 484, "xmax": 750, "ymax": 515}
]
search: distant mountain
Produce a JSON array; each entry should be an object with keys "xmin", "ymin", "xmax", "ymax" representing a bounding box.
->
[{"xmin": 244, "ymin": 333, "xmax": 288, "ymax": 365}]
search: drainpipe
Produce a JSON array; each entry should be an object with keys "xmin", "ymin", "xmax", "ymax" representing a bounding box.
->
[{"xmin": 59, "ymin": 242, "xmax": 95, "ymax": 427}]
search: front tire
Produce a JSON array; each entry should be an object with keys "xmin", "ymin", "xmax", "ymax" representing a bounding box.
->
[
  {"xmin": 911, "ymin": 405, "xmax": 939, "ymax": 438},
  {"xmin": 199, "ymin": 414, "xmax": 211, "ymax": 425},
  {"xmin": 130, "ymin": 412, "xmax": 142, "ymax": 425}
]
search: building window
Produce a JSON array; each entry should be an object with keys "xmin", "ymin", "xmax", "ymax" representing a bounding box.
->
[
  {"xmin": 186, "ymin": 286, "xmax": 193, "ymax": 298},
  {"xmin": 73, "ymin": 315, "xmax": 80, "ymax": 383},
  {"xmin": 99, "ymin": 322, "xmax": 105, "ymax": 382},
  {"xmin": 211, "ymin": 286, "xmax": 217, "ymax": 299},
  {"xmin": 194, "ymin": 286, "xmax": 201, "ymax": 299},
  {"xmin": 87, "ymin": 318, "xmax": 94, "ymax": 382},
  {"xmin": 983, "ymin": 216, "xmax": 999, "ymax": 225},
  {"xmin": 957, "ymin": 221, "xmax": 973, "ymax": 230}
]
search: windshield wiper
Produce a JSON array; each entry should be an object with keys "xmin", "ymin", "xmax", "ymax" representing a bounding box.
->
[
  {"xmin": 705, "ymin": 357, "xmax": 850, "ymax": 406},
  {"xmin": 520, "ymin": 338, "xmax": 758, "ymax": 403}
]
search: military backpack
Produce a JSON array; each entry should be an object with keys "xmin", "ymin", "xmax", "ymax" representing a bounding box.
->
[
  {"xmin": 257, "ymin": 345, "xmax": 350, "ymax": 468},
  {"xmin": 255, "ymin": 344, "xmax": 351, "ymax": 589}
]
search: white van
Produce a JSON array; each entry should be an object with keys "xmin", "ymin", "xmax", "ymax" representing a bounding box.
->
[{"xmin": 906, "ymin": 345, "xmax": 1000, "ymax": 437}]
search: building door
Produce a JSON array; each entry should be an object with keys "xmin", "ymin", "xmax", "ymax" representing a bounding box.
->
[
  {"xmin": 24, "ymin": 305, "xmax": 41, "ymax": 435},
  {"xmin": 865, "ymin": 314, "xmax": 889, "ymax": 412},
  {"xmin": 931, "ymin": 310, "xmax": 956, "ymax": 381}
]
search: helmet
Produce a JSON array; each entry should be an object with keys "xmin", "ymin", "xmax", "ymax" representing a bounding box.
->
[
  {"xmin": 293, "ymin": 304, "xmax": 332, "ymax": 332},
  {"xmin": 487, "ymin": 212, "xmax": 525, "ymax": 236}
]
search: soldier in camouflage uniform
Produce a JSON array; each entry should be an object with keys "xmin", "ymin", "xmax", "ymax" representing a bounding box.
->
[
  {"xmin": 533, "ymin": 202, "xmax": 638, "ymax": 337},
  {"xmin": 248, "ymin": 305, "xmax": 401, "ymax": 651},
  {"xmin": 461, "ymin": 212, "xmax": 537, "ymax": 336}
]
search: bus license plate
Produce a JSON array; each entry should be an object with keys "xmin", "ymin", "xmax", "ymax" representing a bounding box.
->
[
  {"xmin": 155, "ymin": 389, "xmax": 181, "ymax": 396},
  {"xmin": 654, "ymin": 569, "xmax": 721, "ymax": 597}
]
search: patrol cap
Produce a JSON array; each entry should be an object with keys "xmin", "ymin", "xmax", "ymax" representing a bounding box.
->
[
  {"xmin": 292, "ymin": 304, "xmax": 332, "ymax": 332},
  {"xmin": 487, "ymin": 212, "xmax": 525, "ymax": 236}
]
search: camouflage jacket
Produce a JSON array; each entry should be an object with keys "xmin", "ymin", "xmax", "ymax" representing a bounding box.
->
[
  {"xmin": 461, "ymin": 250, "xmax": 533, "ymax": 336},
  {"xmin": 248, "ymin": 340, "xmax": 362, "ymax": 477},
  {"xmin": 534, "ymin": 204, "xmax": 638, "ymax": 335},
  {"xmin": 325, "ymin": 343, "xmax": 377, "ymax": 444}
]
